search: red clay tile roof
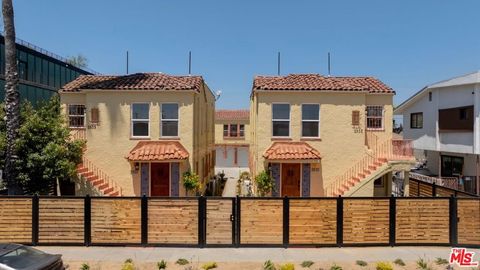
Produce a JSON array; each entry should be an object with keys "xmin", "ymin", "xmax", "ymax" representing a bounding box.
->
[
  {"xmin": 61, "ymin": 73, "xmax": 203, "ymax": 92},
  {"xmin": 253, "ymin": 74, "xmax": 393, "ymax": 93},
  {"xmin": 215, "ymin": 110, "xmax": 249, "ymax": 121},
  {"xmin": 126, "ymin": 141, "xmax": 189, "ymax": 161},
  {"xmin": 263, "ymin": 142, "xmax": 321, "ymax": 160}
]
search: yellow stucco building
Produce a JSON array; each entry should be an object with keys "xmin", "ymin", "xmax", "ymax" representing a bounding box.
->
[
  {"xmin": 249, "ymin": 74, "xmax": 414, "ymax": 197},
  {"xmin": 60, "ymin": 73, "xmax": 215, "ymax": 196}
]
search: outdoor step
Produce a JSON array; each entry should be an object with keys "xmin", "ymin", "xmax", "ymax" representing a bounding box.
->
[
  {"xmin": 86, "ymin": 175, "xmax": 99, "ymax": 182},
  {"xmin": 92, "ymin": 179, "xmax": 104, "ymax": 186},
  {"xmin": 77, "ymin": 167, "xmax": 89, "ymax": 174},
  {"xmin": 98, "ymin": 183, "xmax": 109, "ymax": 190},
  {"xmin": 81, "ymin": 171, "xmax": 94, "ymax": 177},
  {"xmin": 368, "ymin": 165, "xmax": 377, "ymax": 170},
  {"xmin": 357, "ymin": 173, "xmax": 366, "ymax": 178},
  {"xmin": 378, "ymin": 158, "xmax": 388, "ymax": 162},
  {"xmin": 363, "ymin": 169, "xmax": 371, "ymax": 175},
  {"xmin": 351, "ymin": 177, "xmax": 360, "ymax": 182},
  {"xmin": 103, "ymin": 187, "xmax": 114, "ymax": 194},
  {"xmin": 109, "ymin": 191, "xmax": 120, "ymax": 197}
]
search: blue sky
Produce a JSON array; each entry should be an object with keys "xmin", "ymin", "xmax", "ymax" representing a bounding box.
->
[{"xmin": 9, "ymin": 0, "xmax": 480, "ymax": 109}]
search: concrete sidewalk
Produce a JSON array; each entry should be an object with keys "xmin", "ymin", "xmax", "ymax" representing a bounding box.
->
[{"xmin": 37, "ymin": 246, "xmax": 479, "ymax": 263}]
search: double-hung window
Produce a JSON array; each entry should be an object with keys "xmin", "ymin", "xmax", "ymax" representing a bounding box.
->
[
  {"xmin": 68, "ymin": 104, "xmax": 86, "ymax": 128},
  {"xmin": 161, "ymin": 103, "xmax": 179, "ymax": 137},
  {"xmin": 131, "ymin": 103, "xmax": 149, "ymax": 137},
  {"xmin": 223, "ymin": 124, "xmax": 245, "ymax": 138},
  {"xmin": 410, "ymin": 112, "xmax": 423, "ymax": 129},
  {"xmin": 272, "ymin": 104, "xmax": 290, "ymax": 137},
  {"xmin": 366, "ymin": 106, "xmax": 384, "ymax": 130},
  {"xmin": 302, "ymin": 104, "xmax": 320, "ymax": 137}
]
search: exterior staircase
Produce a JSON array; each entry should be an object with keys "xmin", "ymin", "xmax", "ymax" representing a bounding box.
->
[
  {"xmin": 76, "ymin": 157, "xmax": 123, "ymax": 197},
  {"xmin": 326, "ymin": 134, "xmax": 414, "ymax": 196},
  {"xmin": 70, "ymin": 129, "xmax": 123, "ymax": 197}
]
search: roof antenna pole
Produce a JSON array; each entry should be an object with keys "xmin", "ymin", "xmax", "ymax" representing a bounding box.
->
[
  {"xmin": 188, "ymin": 51, "xmax": 192, "ymax": 75},
  {"xmin": 126, "ymin": 51, "xmax": 129, "ymax": 75},
  {"xmin": 327, "ymin": 52, "xmax": 331, "ymax": 77},
  {"xmin": 277, "ymin": 52, "xmax": 281, "ymax": 75}
]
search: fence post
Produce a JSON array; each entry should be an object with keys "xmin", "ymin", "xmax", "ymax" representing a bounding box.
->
[
  {"xmin": 235, "ymin": 196, "xmax": 241, "ymax": 248},
  {"xmin": 432, "ymin": 182, "xmax": 437, "ymax": 197},
  {"xmin": 389, "ymin": 195, "xmax": 396, "ymax": 247},
  {"xmin": 141, "ymin": 195, "xmax": 148, "ymax": 246},
  {"xmin": 32, "ymin": 194, "xmax": 39, "ymax": 246},
  {"xmin": 336, "ymin": 196, "xmax": 343, "ymax": 247},
  {"xmin": 198, "ymin": 196, "xmax": 206, "ymax": 248},
  {"xmin": 283, "ymin": 196, "xmax": 289, "ymax": 248},
  {"xmin": 449, "ymin": 195, "xmax": 458, "ymax": 246},
  {"xmin": 84, "ymin": 195, "xmax": 91, "ymax": 246}
]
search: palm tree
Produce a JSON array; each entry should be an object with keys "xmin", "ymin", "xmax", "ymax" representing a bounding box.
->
[{"xmin": 2, "ymin": 0, "xmax": 21, "ymax": 194}]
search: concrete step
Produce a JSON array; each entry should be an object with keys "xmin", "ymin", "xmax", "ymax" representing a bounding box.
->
[
  {"xmin": 98, "ymin": 183, "xmax": 109, "ymax": 190},
  {"xmin": 92, "ymin": 179, "xmax": 104, "ymax": 186},
  {"xmin": 86, "ymin": 175, "xmax": 98, "ymax": 182},
  {"xmin": 109, "ymin": 191, "xmax": 120, "ymax": 197},
  {"xmin": 77, "ymin": 167, "xmax": 89, "ymax": 174},
  {"xmin": 103, "ymin": 187, "xmax": 114, "ymax": 194}
]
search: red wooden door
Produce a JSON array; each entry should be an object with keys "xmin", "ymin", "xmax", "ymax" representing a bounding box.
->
[
  {"xmin": 281, "ymin": 163, "xmax": 300, "ymax": 197},
  {"xmin": 151, "ymin": 163, "xmax": 170, "ymax": 196}
]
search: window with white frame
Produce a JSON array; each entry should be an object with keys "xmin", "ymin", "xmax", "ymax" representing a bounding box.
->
[
  {"xmin": 302, "ymin": 104, "xmax": 320, "ymax": 137},
  {"xmin": 131, "ymin": 103, "xmax": 149, "ymax": 137},
  {"xmin": 161, "ymin": 103, "xmax": 179, "ymax": 137},
  {"xmin": 272, "ymin": 104, "xmax": 290, "ymax": 137},
  {"xmin": 68, "ymin": 104, "xmax": 86, "ymax": 128},
  {"xmin": 366, "ymin": 106, "xmax": 384, "ymax": 129}
]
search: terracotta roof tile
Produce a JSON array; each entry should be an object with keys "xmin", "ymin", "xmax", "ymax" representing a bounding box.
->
[
  {"xmin": 126, "ymin": 141, "xmax": 189, "ymax": 161},
  {"xmin": 61, "ymin": 73, "xmax": 203, "ymax": 92},
  {"xmin": 253, "ymin": 74, "xmax": 393, "ymax": 93},
  {"xmin": 263, "ymin": 142, "xmax": 321, "ymax": 160},
  {"xmin": 215, "ymin": 110, "xmax": 249, "ymax": 121}
]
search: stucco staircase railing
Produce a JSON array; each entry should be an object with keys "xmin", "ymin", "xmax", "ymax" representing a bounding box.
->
[
  {"xmin": 77, "ymin": 156, "xmax": 123, "ymax": 197},
  {"xmin": 325, "ymin": 134, "xmax": 414, "ymax": 196}
]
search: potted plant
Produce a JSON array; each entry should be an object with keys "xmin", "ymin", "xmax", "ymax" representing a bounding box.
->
[
  {"xmin": 182, "ymin": 171, "xmax": 200, "ymax": 196},
  {"xmin": 255, "ymin": 170, "xmax": 275, "ymax": 196}
]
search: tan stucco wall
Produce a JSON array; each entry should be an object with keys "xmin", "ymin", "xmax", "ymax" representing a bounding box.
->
[
  {"xmin": 214, "ymin": 119, "xmax": 250, "ymax": 145},
  {"xmin": 250, "ymin": 91, "xmax": 394, "ymax": 196},
  {"xmin": 61, "ymin": 86, "xmax": 215, "ymax": 196}
]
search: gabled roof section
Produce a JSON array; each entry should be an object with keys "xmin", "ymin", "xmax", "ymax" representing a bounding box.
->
[
  {"xmin": 61, "ymin": 73, "xmax": 204, "ymax": 92},
  {"xmin": 126, "ymin": 141, "xmax": 189, "ymax": 161},
  {"xmin": 395, "ymin": 71, "xmax": 480, "ymax": 114},
  {"xmin": 215, "ymin": 110, "xmax": 249, "ymax": 121},
  {"xmin": 253, "ymin": 74, "xmax": 393, "ymax": 94},
  {"xmin": 263, "ymin": 142, "xmax": 321, "ymax": 160}
]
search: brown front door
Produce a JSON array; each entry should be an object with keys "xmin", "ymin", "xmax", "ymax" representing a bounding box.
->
[
  {"xmin": 281, "ymin": 163, "xmax": 300, "ymax": 197},
  {"xmin": 151, "ymin": 163, "xmax": 170, "ymax": 196}
]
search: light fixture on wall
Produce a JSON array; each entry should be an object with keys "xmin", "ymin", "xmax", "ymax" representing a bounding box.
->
[{"xmin": 134, "ymin": 162, "xmax": 139, "ymax": 172}]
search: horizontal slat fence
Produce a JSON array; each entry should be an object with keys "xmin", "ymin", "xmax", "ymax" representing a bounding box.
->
[
  {"xmin": 39, "ymin": 198, "xmax": 84, "ymax": 244},
  {"xmin": 0, "ymin": 195, "xmax": 478, "ymax": 247},
  {"xmin": 0, "ymin": 198, "xmax": 32, "ymax": 243}
]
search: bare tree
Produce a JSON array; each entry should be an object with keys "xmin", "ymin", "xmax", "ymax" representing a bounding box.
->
[
  {"xmin": 2, "ymin": 0, "xmax": 21, "ymax": 194},
  {"xmin": 66, "ymin": 54, "xmax": 88, "ymax": 68}
]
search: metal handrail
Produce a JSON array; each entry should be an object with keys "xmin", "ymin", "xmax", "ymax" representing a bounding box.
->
[{"xmin": 81, "ymin": 156, "xmax": 123, "ymax": 196}]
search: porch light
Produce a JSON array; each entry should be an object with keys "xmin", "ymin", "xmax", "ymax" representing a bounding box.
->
[{"xmin": 134, "ymin": 162, "xmax": 140, "ymax": 172}]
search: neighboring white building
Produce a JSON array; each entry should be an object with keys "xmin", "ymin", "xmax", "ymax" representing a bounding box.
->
[
  {"xmin": 214, "ymin": 110, "xmax": 250, "ymax": 179},
  {"xmin": 395, "ymin": 71, "xmax": 480, "ymax": 195}
]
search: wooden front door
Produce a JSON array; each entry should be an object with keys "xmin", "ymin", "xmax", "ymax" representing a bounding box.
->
[
  {"xmin": 281, "ymin": 163, "xmax": 300, "ymax": 197},
  {"xmin": 151, "ymin": 163, "xmax": 170, "ymax": 196}
]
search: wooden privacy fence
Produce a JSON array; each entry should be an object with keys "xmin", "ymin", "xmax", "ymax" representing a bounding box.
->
[
  {"xmin": 409, "ymin": 178, "xmax": 478, "ymax": 198},
  {"xmin": 0, "ymin": 196, "xmax": 478, "ymax": 248}
]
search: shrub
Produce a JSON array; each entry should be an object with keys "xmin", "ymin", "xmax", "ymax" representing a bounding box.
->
[
  {"xmin": 80, "ymin": 263, "xmax": 90, "ymax": 270},
  {"xmin": 301, "ymin": 260, "xmax": 314, "ymax": 268},
  {"xmin": 435, "ymin": 257, "xmax": 449, "ymax": 265},
  {"xmin": 280, "ymin": 263, "xmax": 295, "ymax": 270},
  {"xmin": 375, "ymin": 262, "xmax": 393, "ymax": 270},
  {"xmin": 393, "ymin": 258, "xmax": 405, "ymax": 266},
  {"xmin": 176, "ymin": 258, "xmax": 190, "ymax": 265},
  {"xmin": 122, "ymin": 259, "xmax": 135, "ymax": 270},
  {"xmin": 183, "ymin": 171, "xmax": 200, "ymax": 195},
  {"xmin": 416, "ymin": 258, "xmax": 433, "ymax": 270},
  {"xmin": 255, "ymin": 171, "xmax": 275, "ymax": 196},
  {"xmin": 157, "ymin": 260, "xmax": 167, "ymax": 269},
  {"xmin": 330, "ymin": 264, "xmax": 342, "ymax": 270},
  {"xmin": 201, "ymin": 262, "xmax": 217, "ymax": 270},
  {"xmin": 264, "ymin": 260, "xmax": 276, "ymax": 270},
  {"xmin": 356, "ymin": 260, "xmax": 367, "ymax": 267}
]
